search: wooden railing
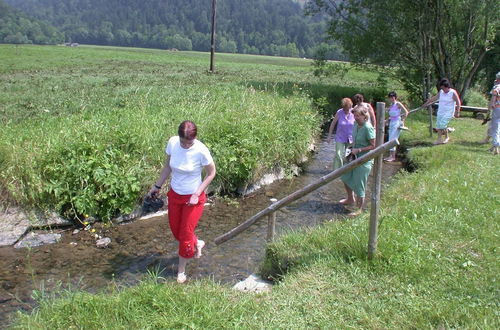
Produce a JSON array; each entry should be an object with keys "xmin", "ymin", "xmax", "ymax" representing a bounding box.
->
[{"xmin": 215, "ymin": 103, "xmax": 396, "ymax": 259}]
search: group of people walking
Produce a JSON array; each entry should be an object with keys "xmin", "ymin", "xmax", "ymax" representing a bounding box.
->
[
  {"xmin": 148, "ymin": 73, "xmax": 498, "ymax": 283},
  {"xmin": 327, "ymin": 92, "xmax": 409, "ymax": 216}
]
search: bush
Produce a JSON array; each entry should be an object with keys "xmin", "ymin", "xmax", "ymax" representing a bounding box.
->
[
  {"xmin": 310, "ymin": 85, "xmax": 388, "ymax": 118},
  {"xmin": 41, "ymin": 134, "xmax": 142, "ymax": 222},
  {"xmin": 464, "ymin": 88, "xmax": 489, "ymax": 107}
]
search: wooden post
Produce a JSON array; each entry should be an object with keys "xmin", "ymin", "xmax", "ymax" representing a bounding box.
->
[
  {"xmin": 209, "ymin": 0, "xmax": 217, "ymax": 73},
  {"xmin": 427, "ymin": 93, "xmax": 433, "ymax": 137},
  {"xmin": 367, "ymin": 102, "xmax": 385, "ymax": 260},
  {"xmin": 428, "ymin": 105, "xmax": 433, "ymax": 137},
  {"xmin": 267, "ymin": 198, "xmax": 278, "ymax": 241}
]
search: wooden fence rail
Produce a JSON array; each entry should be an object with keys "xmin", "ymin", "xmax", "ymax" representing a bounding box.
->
[{"xmin": 214, "ymin": 137, "xmax": 399, "ymax": 246}]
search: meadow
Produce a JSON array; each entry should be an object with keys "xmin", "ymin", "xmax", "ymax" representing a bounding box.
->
[
  {"xmin": 1, "ymin": 44, "xmax": 336, "ymax": 221},
  {"xmin": 4, "ymin": 44, "xmax": 498, "ymax": 329},
  {"xmin": 0, "ymin": 45, "xmax": 394, "ymax": 222}
]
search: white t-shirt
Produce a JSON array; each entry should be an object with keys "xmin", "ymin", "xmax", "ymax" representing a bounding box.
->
[{"xmin": 166, "ymin": 136, "xmax": 213, "ymax": 195}]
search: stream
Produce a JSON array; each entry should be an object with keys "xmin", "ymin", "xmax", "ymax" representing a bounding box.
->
[{"xmin": 0, "ymin": 135, "xmax": 401, "ymax": 327}]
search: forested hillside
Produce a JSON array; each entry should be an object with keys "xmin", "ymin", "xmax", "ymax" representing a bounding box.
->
[
  {"xmin": 0, "ymin": 0, "xmax": 63, "ymax": 44},
  {"xmin": 3, "ymin": 0, "xmax": 343, "ymax": 58}
]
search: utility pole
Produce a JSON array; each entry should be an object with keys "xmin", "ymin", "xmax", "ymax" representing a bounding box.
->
[{"xmin": 209, "ymin": 0, "xmax": 217, "ymax": 73}]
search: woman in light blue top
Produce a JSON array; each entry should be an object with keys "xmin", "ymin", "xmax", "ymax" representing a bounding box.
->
[
  {"xmin": 384, "ymin": 91, "xmax": 409, "ymax": 162},
  {"xmin": 327, "ymin": 98, "xmax": 355, "ymax": 169}
]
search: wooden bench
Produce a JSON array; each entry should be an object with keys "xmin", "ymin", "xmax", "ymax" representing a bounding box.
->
[{"xmin": 433, "ymin": 104, "xmax": 488, "ymax": 118}]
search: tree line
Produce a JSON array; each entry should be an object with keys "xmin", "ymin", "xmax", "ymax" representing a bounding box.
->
[
  {"xmin": 306, "ymin": 0, "xmax": 499, "ymax": 100},
  {"xmin": 0, "ymin": 0, "xmax": 63, "ymax": 44},
  {"xmin": 2, "ymin": 0, "xmax": 345, "ymax": 59}
]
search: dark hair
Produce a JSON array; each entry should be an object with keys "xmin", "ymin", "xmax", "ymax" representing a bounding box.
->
[
  {"xmin": 388, "ymin": 91, "xmax": 397, "ymax": 98},
  {"xmin": 439, "ymin": 78, "xmax": 451, "ymax": 88},
  {"xmin": 353, "ymin": 93, "xmax": 364, "ymax": 104},
  {"xmin": 178, "ymin": 120, "xmax": 197, "ymax": 140}
]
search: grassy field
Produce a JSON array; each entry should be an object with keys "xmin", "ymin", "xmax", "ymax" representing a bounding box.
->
[
  {"xmin": 1, "ymin": 45, "xmax": 328, "ymax": 220},
  {"xmin": 6, "ymin": 45, "xmax": 498, "ymax": 329},
  {"xmin": 0, "ymin": 44, "xmax": 400, "ymax": 221},
  {"xmin": 1, "ymin": 44, "xmax": 401, "ymax": 222}
]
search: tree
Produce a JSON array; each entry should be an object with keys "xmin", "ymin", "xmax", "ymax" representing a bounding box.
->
[{"xmin": 306, "ymin": 0, "xmax": 499, "ymax": 101}]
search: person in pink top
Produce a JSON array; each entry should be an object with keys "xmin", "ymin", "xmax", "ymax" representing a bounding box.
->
[
  {"xmin": 149, "ymin": 121, "xmax": 216, "ymax": 283},
  {"xmin": 353, "ymin": 94, "xmax": 376, "ymax": 129},
  {"xmin": 384, "ymin": 91, "xmax": 409, "ymax": 162}
]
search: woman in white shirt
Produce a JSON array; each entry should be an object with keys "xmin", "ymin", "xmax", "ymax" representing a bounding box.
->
[
  {"xmin": 149, "ymin": 121, "xmax": 216, "ymax": 283},
  {"xmin": 421, "ymin": 78, "xmax": 462, "ymax": 145}
]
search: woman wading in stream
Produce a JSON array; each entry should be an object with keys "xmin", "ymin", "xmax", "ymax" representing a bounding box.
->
[
  {"xmin": 339, "ymin": 105, "xmax": 376, "ymax": 216},
  {"xmin": 149, "ymin": 120, "xmax": 216, "ymax": 283}
]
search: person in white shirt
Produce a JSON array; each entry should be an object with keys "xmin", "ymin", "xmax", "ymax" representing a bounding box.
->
[
  {"xmin": 487, "ymin": 72, "xmax": 500, "ymax": 154},
  {"xmin": 149, "ymin": 120, "xmax": 216, "ymax": 283},
  {"xmin": 421, "ymin": 78, "xmax": 462, "ymax": 145}
]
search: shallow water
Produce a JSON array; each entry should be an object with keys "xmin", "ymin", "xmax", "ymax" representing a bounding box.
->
[{"xmin": 0, "ymin": 136, "xmax": 401, "ymax": 326}]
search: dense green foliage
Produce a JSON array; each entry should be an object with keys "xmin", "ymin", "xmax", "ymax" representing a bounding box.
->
[
  {"xmin": 3, "ymin": 0, "xmax": 341, "ymax": 58},
  {"xmin": 12, "ymin": 110, "xmax": 499, "ymax": 329},
  {"xmin": 306, "ymin": 0, "xmax": 499, "ymax": 101},
  {"xmin": 0, "ymin": 0, "xmax": 63, "ymax": 44},
  {"xmin": 0, "ymin": 45, "xmax": 328, "ymax": 221}
]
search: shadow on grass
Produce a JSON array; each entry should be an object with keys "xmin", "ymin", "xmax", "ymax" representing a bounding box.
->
[{"xmin": 260, "ymin": 237, "xmax": 368, "ymax": 282}]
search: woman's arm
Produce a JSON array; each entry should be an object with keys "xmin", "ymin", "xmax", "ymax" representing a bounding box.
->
[
  {"xmin": 149, "ymin": 155, "xmax": 172, "ymax": 196},
  {"xmin": 487, "ymin": 88, "xmax": 499, "ymax": 119},
  {"xmin": 453, "ymin": 90, "xmax": 462, "ymax": 117},
  {"xmin": 327, "ymin": 112, "xmax": 339, "ymax": 142},
  {"xmin": 352, "ymin": 138, "xmax": 375, "ymax": 155},
  {"xmin": 188, "ymin": 162, "xmax": 216, "ymax": 205},
  {"xmin": 397, "ymin": 101, "xmax": 410, "ymax": 119},
  {"xmin": 367, "ymin": 103, "xmax": 376, "ymax": 128}
]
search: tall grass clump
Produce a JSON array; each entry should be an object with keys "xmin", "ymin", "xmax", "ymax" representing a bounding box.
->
[{"xmin": 0, "ymin": 44, "xmax": 321, "ymax": 221}]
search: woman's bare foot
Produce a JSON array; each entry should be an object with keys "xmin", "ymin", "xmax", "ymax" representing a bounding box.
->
[
  {"xmin": 339, "ymin": 198, "xmax": 355, "ymax": 205},
  {"xmin": 195, "ymin": 240, "xmax": 205, "ymax": 258}
]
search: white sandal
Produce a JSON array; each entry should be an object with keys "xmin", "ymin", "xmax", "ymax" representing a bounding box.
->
[{"xmin": 177, "ymin": 272, "xmax": 187, "ymax": 284}]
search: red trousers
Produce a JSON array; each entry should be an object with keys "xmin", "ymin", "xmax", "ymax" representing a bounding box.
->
[{"xmin": 167, "ymin": 188, "xmax": 206, "ymax": 258}]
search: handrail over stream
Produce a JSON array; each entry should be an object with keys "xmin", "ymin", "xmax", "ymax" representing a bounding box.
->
[
  {"xmin": 409, "ymin": 104, "xmax": 488, "ymax": 114},
  {"xmin": 214, "ymin": 138, "xmax": 400, "ymax": 245}
]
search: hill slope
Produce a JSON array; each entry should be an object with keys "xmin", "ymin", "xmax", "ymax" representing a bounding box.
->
[{"xmin": 4, "ymin": 0, "xmax": 332, "ymax": 57}]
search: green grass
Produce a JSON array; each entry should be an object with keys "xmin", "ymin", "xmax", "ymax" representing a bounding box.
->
[
  {"xmin": 11, "ymin": 105, "xmax": 499, "ymax": 327},
  {"xmin": 0, "ymin": 44, "xmax": 400, "ymax": 221}
]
